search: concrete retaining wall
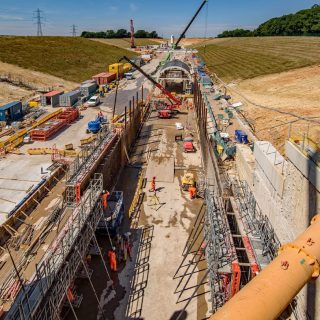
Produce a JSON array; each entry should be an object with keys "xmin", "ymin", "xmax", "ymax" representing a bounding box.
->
[
  {"xmin": 236, "ymin": 140, "xmax": 320, "ymax": 320},
  {"xmin": 286, "ymin": 140, "xmax": 320, "ymax": 192},
  {"xmin": 254, "ymin": 141, "xmax": 285, "ymax": 197}
]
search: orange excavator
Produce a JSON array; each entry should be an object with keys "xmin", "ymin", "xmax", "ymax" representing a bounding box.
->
[{"xmin": 120, "ymin": 56, "xmax": 182, "ymax": 118}]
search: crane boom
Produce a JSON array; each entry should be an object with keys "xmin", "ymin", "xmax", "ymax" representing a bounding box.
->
[
  {"xmin": 175, "ymin": 0, "xmax": 208, "ymax": 48},
  {"xmin": 120, "ymin": 56, "xmax": 181, "ymax": 106},
  {"xmin": 130, "ymin": 19, "xmax": 135, "ymax": 48}
]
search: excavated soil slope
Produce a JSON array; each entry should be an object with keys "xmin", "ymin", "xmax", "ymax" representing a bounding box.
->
[{"xmin": 230, "ymin": 65, "xmax": 320, "ymax": 153}]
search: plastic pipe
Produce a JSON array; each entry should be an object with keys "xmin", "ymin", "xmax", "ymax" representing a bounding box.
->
[{"xmin": 210, "ymin": 214, "xmax": 320, "ymax": 320}]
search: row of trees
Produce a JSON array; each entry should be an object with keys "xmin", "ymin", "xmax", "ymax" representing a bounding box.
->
[
  {"xmin": 81, "ymin": 29, "xmax": 160, "ymax": 39},
  {"xmin": 218, "ymin": 4, "xmax": 320, "ymax": 38}
]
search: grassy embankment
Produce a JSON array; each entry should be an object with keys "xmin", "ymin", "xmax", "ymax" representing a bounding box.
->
[
  {"xmin": 92, "ymin": 38, "xmax": 161, "ymax": 48},
  {"xmin": 0, "ymin": 36, "xmax": 136, "ymax": 83},
  {"xmin": 194, "ymin": 37, "xmax": 320, "ymax": 81}
]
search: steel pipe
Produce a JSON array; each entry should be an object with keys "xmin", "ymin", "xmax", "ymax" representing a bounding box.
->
[{"xmin": 211, "ymin": 214, "xmax": 320, "ymax": 320}]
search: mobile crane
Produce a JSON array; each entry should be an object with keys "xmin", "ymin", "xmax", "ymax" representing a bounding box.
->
[{"xmin": 120, "ymin": 56, "xmax": 182, "ymax": 118}]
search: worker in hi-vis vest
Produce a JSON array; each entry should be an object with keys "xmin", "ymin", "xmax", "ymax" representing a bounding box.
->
[
  {"xmin": 101, "ymin": 190, "xmax": 110, "ymax": 212},
  {"xmin": 108, "ymin": 247, "xmax": 117, "ymax": 271},
  {"xmin": 149, "ymin": 176, "xmax": 156, "ymax": 192}
]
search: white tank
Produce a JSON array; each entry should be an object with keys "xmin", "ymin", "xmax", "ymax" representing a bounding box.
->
[{"xmin": 170, "ymin": 35, "xmax": 175, "ymax": 45}]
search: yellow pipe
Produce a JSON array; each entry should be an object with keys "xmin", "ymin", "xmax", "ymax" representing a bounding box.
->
[{"xmin": 210, "ymin": 214, "xmax": 320, "ymax": 320}]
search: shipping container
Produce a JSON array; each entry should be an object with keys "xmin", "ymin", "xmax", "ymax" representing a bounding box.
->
[
  {"xmin": 81, "ymin": 79, "xmax": 97, "ymax": 86},
  {"xmin": 0, "ymin": 101, "xmax": 23, "ymax": 122},
  {"xmin": 59, "ymin": 91, "xmax": 81, "ymax": 107},
  {"xmin": 92, "ymin": 72, "xmax": 116, "ymax": 85},
  {"xmin": 40, "ymin": 90, "xmax": 64, "ymax": 107},
  {"xmin": 109, "ymin": 63, "xmax": 124, "ymax": 77},
  {"xmin": 80, "ymin": 82, "xmax": 98, "ymax": 97}
]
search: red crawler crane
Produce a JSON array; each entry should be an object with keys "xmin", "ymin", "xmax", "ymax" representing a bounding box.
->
[{"xmin": 130, "ymin": 19, "xmax": 136, "ymax": 48}]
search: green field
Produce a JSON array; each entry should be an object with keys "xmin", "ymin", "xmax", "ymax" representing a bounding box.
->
[
  {"xmin": 195, "ymin": 37, "xmax": 320, "ymax": 81},
  {"xmin": 0, "ymin": 36, "xmax": 136, "ymax": 83},
  {"xmin": 92, "ymin": 38, "xmax": 160, "ymax": 49}
]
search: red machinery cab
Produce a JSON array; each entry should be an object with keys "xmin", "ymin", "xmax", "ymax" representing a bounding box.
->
[
  {"xmin": 183, "ymin": 141, "xmax": 195, "ymax": 152},
  {"xmin": 158, "ymin": 109, "xmax": 172, "ymax": 119}
]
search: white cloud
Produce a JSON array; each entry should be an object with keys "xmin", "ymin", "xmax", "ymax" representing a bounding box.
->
[
  {"xmin": 0, "ymin": 14, "xmax": 25, "ymax": 21},
  {"xmin": 129, "ymin": 3, "xmax": 137, "ymax": 11},
  {"xmin": 110, "ymin": 6, "xmax": 118, "ymax": 12}
]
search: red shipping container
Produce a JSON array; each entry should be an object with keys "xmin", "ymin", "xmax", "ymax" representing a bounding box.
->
[{"xmin": 92, "ymin": 72, "xmax": 116, "ymax": 85}]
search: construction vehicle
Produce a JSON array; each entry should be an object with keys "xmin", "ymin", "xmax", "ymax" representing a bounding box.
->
[
  {"xmin": 181, "ymin": 172, "xmax": 195, "ymax": 191},
  {"xmin": 174, "ymin": 0, "xmax": 208, "ymax": 49},
  {"xmin": 183, "ymin": 137, "xmax": 195, "ymax": 152},
  {"xmin": 87, "ymin": 95, "xmax": 100, "ymax": 107},
  {"xmin": 120, "ymin": 56, "xmax": 182, "ymax": 110},
  {"xmin": 158, "ymin": 109, "xmax": 173, "ymax": 119},
  {"xmin": 124, "ymin": 72, "xmax": 134, "ymax": 80},
  {"xmin": 87, "ymin": 114, "xmax": 107, "ymax": 134}
]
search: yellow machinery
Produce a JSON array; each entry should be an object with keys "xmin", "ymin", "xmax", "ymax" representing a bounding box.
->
[
  {"xmin": 109, "ymin": 63, "xmax": 123, "ymax": 78},
  {"xmin": 123, "ymin": 63, "xmax": 132, "ymax": 73},
  {"xmin": 210, "ymin": 214, "xmax": 320, "ymax": 320},
  {"xmin": 181, "ymin": 173, "xmax": 195, "ymax": 191},
  {"xmin": 29, "ymin": 101, "xmax": 39, "ymax": 108}
]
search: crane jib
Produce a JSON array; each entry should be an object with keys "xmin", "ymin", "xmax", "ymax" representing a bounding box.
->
[{"xmin": 175, "ymin": 0, "xmax": 208, "ymax": 48}]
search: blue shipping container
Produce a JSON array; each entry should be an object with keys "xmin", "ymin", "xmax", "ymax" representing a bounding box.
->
[{"xmin": 0, "ymin": 101, "xmax": 23, "ymax": 122}]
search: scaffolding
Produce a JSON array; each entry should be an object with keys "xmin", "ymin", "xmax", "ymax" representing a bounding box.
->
[
  {"xmin": 205, "ymin": 186, "xmax": 236, "ymax": 313},
  {"xmin": 231, "ymin": 178, "xmax": 281, "ymax": 261},
  {"xmin": 173, "ymin": 181, "xmax": 236, "ymax": 315},
  {"xmin": 5, "ymin": 174, "xmax": 103, "ymax": 320},
  {"xmin": 64, "ymin": 127, "xmax": 117, "ymax": 206}
]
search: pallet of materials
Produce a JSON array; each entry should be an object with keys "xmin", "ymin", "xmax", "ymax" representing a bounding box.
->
[
  {"xmin": 59, "ymin": 91, "xmax": 81, "ymax": 107},
  {"xmin": 30, "ymin": 120, "xmax": 67, "ymax": 141},
  {"xmin": 56, "ymin": 108, "xmax": 79, "ymax": 124}
]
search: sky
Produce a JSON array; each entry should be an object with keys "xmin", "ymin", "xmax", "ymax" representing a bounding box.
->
[{"xmin": 0, "ymin": 0, "xmax": 318, "ymax": 37}]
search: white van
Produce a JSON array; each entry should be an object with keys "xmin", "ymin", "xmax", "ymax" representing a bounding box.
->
[{"xmin": 87, "ymin": 96, "xmax": 100, "ymax": 107}]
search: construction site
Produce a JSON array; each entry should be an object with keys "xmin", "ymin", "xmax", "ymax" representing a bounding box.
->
[{"xmin": 0, "ymin": 1, "xmax": 319, "ymax": 320}]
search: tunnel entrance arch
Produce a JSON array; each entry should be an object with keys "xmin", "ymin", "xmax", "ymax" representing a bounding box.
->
[{"xmin": 158, "ymin": 59, "xmax": 193, "ymax": 94}]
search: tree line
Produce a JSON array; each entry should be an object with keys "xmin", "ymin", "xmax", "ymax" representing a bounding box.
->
[
  {"xmin": 81, "ymin": 29, "xmax": 160, "ymax": 39},
  {"xmin": 218, "ymin": 4, "xmax": 320, "ymax": 38}
]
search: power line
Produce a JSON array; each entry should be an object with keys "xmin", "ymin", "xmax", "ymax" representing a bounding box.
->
[
  {"xmin": 71, "ymin": 24, "xmax": 78, "ymax": 37},
  {"xmin": 33, "ymin": 8, "xmax": 44, "ymax": 36}
]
